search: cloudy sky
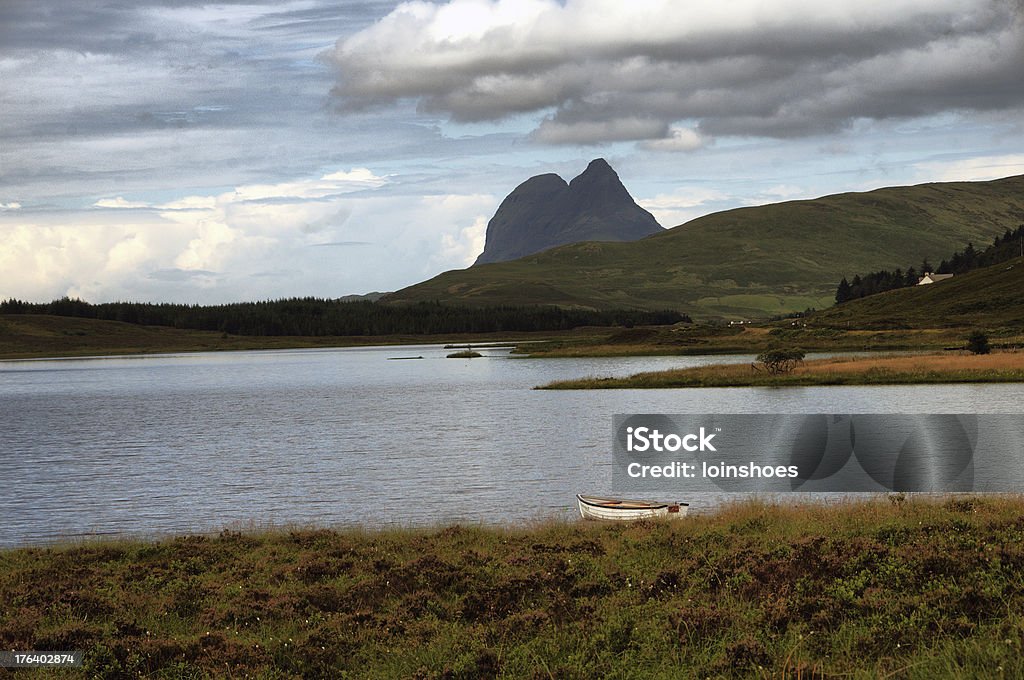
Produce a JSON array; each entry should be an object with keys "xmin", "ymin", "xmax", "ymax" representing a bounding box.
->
[{"xmin": 2, "ymin": 0, "xmax": 1023, "ymax": 303}]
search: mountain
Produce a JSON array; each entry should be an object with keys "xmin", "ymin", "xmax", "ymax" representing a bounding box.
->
[
  {"xmin": 472, "ymin": 158, "xmax": 663, "ymax": 265},
  {"xmin": 337, "ymin": 292, "xmax": 388, "ymax": 302},
  {"xmin": 386, "ymin": 174, "xmax": 1024, "ymax": 319},
  {"xmin": 807, "ymin": 255, "xmax": 1024, "ymax": 329}
]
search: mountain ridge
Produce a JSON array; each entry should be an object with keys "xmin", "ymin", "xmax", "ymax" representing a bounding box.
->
[
  {"xmin": 387, "ymin": 174, "xmax": 1024, "ymax": 319},
  {"xmin": 473, "ymin": 158, "xmax": 663, "ymax": 265}
]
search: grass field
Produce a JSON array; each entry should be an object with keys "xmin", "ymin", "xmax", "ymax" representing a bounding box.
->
[
  {"xmin": 0, "ymin": 314, "xmax": 599, "ymax": 360},
  {"xmin": 5, "ymin": 312, "xmax": 1008, "ymax": 364},
  {"xmin": 541, "ymin": 351, "xmax": 1024, "ymax": 389},
  {"xmin": 517, "ymin": 322, "xmax": 1024, "ymax": 359},
  {"xmin": 387, "ymin": 174, "xmax": 1024, "ymax": 318},
  {"xmin": 4, "ymin": 497, "xmax": 1024, "ymax": 678}
]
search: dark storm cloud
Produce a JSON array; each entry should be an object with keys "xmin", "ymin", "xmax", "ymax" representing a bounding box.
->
[{"xmin": 325, "ymin": 0, "xmax": 1024, "ymax": 144}]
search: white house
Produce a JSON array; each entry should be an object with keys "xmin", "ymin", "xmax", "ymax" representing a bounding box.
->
[{"xmin": 917, "ymin": 272, "xmax": 954, "ymax": 285}]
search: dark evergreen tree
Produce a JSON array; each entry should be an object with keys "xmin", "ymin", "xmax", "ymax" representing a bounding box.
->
[
  {"xmin": 967, "ymin": 330, "xmax": 990, "ymax": 355},
  {"xmin": 834, "ymin": 224, "xmax": 1024, "ymax": 306},
  {"xmin": 0, "ymin": 297, "xmax": 689, "ymax": 336},
  {"xmin": 835, "ymin": 277, "xmax": 852, "ymax": 304}
]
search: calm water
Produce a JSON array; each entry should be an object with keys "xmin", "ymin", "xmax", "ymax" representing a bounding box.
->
[{"xmin": 3, "ymin": 345, "xmax": 1023, "ymax": 546}]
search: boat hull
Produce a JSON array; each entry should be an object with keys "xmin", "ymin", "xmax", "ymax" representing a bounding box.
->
[{"xmin": 576, "ymin": 494, "xmax": 688, "ymax": 521}]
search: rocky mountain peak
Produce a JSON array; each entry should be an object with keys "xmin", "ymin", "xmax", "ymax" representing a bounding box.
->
[{"xmin": 472, "ymin": 159, "xmax": 662, "ymax": 266}]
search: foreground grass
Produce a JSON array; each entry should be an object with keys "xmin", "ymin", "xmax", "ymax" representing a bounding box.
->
[
  {"xmin": 542, "ymin": 351, "xmax": 1024, "ymax": 389},
  {"xmin": 4, "ymin": 498, "xmax": 1024, "ymax": 678}
]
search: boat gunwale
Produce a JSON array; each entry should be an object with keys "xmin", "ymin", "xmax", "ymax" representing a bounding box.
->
[{"xmin": 576, "ymin": 494, "xmax": 689, "ymax": 510}]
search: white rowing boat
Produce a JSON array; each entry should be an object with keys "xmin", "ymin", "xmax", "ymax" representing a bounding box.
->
[{"xmin": 576, "ymin": 494, "xmax": 688, "ymax": 521}]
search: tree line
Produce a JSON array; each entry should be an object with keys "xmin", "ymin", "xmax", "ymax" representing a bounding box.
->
[
  {"xmin": 835, "ymin": 224, "xmax": 1024, "ymax": 304},
  {"xmin": 0, "ymin": 297, "xmax": 689, "ymax": 336}
]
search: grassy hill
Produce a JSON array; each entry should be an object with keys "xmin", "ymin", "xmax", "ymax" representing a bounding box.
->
[
  {"xmin": 807, "ymin": 256, "xmax": 1024, "ymax": 330},
  {"xmin": 0, "ymin": 314, "xmax": 406, "ymax": 359},
  {"xmin": 386, "ymin": 174, "xmax": 1024, "ymax": 319}
]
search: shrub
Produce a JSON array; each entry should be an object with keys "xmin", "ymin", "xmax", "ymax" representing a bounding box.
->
[
  {"xmin": 754, "ymin": 348, "xmax": 806, "ymax": 375},
  {"xmin": 966, "ymin": 331, "xmax": 990, "ymax": 355}
]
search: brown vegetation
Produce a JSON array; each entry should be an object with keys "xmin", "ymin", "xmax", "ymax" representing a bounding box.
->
[
  {"xmin": 4, "ymin": 497, "xmax": 1024, "ymax": 677},
  {"xmin": 542, "ymin": 350, "xmax": 1024, "ymax": 389}
]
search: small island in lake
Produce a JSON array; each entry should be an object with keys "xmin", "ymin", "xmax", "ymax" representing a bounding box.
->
[{"xmin": 447, "ymin": 349, "xmax": 483, "ymax": 358}]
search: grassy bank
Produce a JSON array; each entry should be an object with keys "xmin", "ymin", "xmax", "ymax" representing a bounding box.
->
[
  {"xmin": 542, "ymin": 351, "xmax": 1024, "ymax": 389},
  {"xmin": 516, "ymin": 324, "xmax": 1009, "ymax": 358},
  {"xmin": 6, "ymin": 314, "xmax": 1019, "ymax": 363},
  {"xmin": 4, "ymin": 498, "xmax": 1024, "ymax": 678},
  {"xmin": 0, "ymin": 314, "xmax": 595, "ymax": 360}
]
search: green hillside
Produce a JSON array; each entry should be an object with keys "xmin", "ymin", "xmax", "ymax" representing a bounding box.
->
[
  {"xmin": 0, "ymin": 314, "xmax": 344, "ymax": 359},
  {"xmin": 387, "ymin": 175, "xmax": 1024, "ymax": 319},
  {"xmin": 808, "ymin": 256, "xmax": 1024, "ymax": 330}
]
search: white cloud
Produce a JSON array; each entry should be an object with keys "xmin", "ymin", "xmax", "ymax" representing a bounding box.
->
[
  {"xmin": 640, "ymin": 186, "xmax": 733, "ymax": 227},
  {"xmin": 105, "ymin": 234, "xmax": 151, "ymax": 274},
  {"xmin": 0, "ymin": 166, "xmax": 496, "ymax": 303},
  {"xmin": 94, "ymin": 197, "xmax": 151, "ymax": 209},
  {"xmin": 142, "ymin": 168, "xmax": 390, "ymax": 274},
  {"xmin": 756, "ymin": 185, "xmax": 809, "ymax": 201},
  {"xmin": 0, "ymin": 202, "xmax": 21, "ymax": 210},
  {"xmin": 440, "ymin": 215, "xmax": 489, "ymax": 267},
  {"xmin": 227, "ymin": 168, "xmax": 388, "ymax": 202},
  {"xmin": 0, "ymin": 215, "xmax": 189, "ymax": 302},
  {"xmin": 640, "ymin": 126, "xmax": 707, "ymax": 152},
  {"xmin": 914, "ymin": 154, "xmax": 1024, "ymax": 182},
  {"xmin": 158, "ymin": 196, "xmax": 219, "ymax": 211}
]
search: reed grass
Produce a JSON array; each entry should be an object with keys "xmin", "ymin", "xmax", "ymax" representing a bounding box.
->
[{"xmin": 541, "ymin": 351, "xmax": 1024, "ymax": 389}]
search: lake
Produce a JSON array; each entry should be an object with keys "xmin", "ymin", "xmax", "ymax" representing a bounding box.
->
[{"xmin": 3, "ymin": 345, "xmax": 1023, "ymax": 547}]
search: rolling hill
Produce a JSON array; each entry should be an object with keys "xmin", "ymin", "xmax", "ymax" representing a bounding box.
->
[
  {"xmin": 807, "ymin": 255, "xmax": 1024, "ymax": 330},
  {"xmin": 386, "ymin": 174, "xmax": 1024, "ymax": 319}
]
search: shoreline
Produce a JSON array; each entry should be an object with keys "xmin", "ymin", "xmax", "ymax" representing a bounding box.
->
[
  {"xmin": 0, "ymin": 492, "xmax": 1000, "ymax": 552},
  {"xmin": 0, "ymin": 313, "xmax": 598, "ymax": 361},
  {"xmin": 6, "ymin": 313, "xmax": 1023, "ymax": 364},
  {"xmin": 540, "ymin": 350, "xmax": 1024, "ymax": 389}
]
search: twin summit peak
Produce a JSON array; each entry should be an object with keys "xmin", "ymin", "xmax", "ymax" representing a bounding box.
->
[{"xmin": 473, "ymin": 158, "xmax": 663, "ymax": 266}]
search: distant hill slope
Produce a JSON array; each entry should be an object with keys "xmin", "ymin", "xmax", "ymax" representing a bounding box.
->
[
  {"xmin": 807, "ymin": 256, "xmax": 1024, "ymax": 329},
  {"xmin": 337, "ymin": 292, "xmax": 388, "ymax": 302},
  {"xmin": 387, "ymin": 175, "xmax": 1024, "ymax": 318},
  {"xmin": 473, "ymin": 158, "xmax": 662, "ymax": 265}
]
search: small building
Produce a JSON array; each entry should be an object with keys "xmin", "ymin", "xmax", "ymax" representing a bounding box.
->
[{"xmin": 917, "ymin": 272, "xmax": 954, "ymax": 285}]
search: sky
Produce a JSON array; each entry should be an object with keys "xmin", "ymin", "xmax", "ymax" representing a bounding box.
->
[{"xmin": 2, "ymin": 0, "xmax": 1023, "ymax": 304}]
